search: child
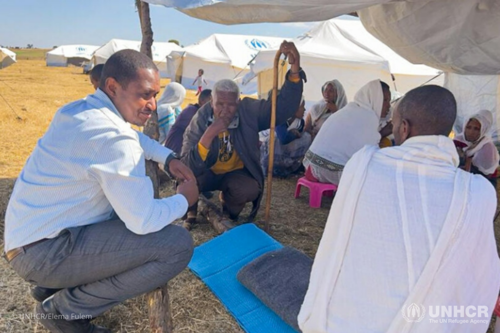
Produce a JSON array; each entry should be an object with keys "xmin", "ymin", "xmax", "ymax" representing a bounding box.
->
[{"xmin": 193, "ymin": 69, "xmax": 207, "ymax": 96}]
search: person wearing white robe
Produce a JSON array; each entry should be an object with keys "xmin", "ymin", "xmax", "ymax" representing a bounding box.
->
[
  {"xmin": 454, "ymin": 109, "xmax": 500, "ymax": 186},
  {"xmin": 302, "ymin": 80, "xmax": 391, "ymax": 185},
  {"xmin": 304, "ymin": 80, "xmax": 348, "ymax": 138},
  {"xmin": 298, "ymin": 85, "xmax": 500, "ymax": 333},
  {"xmin": 157, "ymin": 82, "xmax": 186, "ymax": 144}
]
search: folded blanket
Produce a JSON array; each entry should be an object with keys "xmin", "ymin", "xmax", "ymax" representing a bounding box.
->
[{"xmin": 237, "ymin": 247, "xmax": 313, "ymax": 331}]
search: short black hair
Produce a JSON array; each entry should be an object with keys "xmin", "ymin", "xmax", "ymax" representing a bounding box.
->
[
  {"xmin": 397, "ymin": 85, "xmax": 457, "ymax": 136},
  {"xmin": 90, "ymin": 64, "xmax": 104, "ymax": 82},
  {"xmin": 99, "ymin": 49, "xmax": 158, "ymax": 90},
  {"xmin": 199, "ymin": 89, "xmax": 212, "ymax": 103}
]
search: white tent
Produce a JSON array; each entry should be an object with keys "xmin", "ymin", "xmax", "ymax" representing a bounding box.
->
[
  {"xmin": 92, "ymin": 39, "xmax": 182, "ymax": 78},
  {"xmin": 333, "ymin": 19, "xmax": 443, "ymax": 94},
  {"xmin": 46, "ymin": 45, "xmax": 99, "ymax": 67},
  {"xmin": 166, "ymin": 34, "xmax": 284, "ymax": 95},
  {"xmin": 0, "ymin": 47, "xmax": 16, "ymax": 69},
  {"xmin": 244, "ymin": 20, "xmax": 391, "ymax": 107}
]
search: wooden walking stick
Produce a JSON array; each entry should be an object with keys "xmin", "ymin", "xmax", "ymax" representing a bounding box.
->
[{"xmin": 264, "ymin": 49, "xmax": 285, "ymax": 232}]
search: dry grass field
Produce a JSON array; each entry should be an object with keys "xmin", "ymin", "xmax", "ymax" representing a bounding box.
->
[{"xmin": 0, "ymin": 50, "xmax": 498, "ymax": 333}]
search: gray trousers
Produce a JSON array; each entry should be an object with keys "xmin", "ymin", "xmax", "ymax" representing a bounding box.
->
[{"xmin": 9, "ymin": 219, "xmax": 193, "ymax": 318}]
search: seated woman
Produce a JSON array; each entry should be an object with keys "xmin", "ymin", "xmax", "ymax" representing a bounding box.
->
[
  {"xmin": 260, "ymin": 97, "xmax": 312, "ymax": 178},
  {"xmin": 304, "ymin": 80, "xmax": 347, "ymax": 139},
  {"xmin": 303, "ymin": 80, "xmax": 391, "ymax": 185},
  {"xmin": 157, "ymin": 82, "xmax": 186, "ymax": 144},
  {"xmin": 454, "ymin": 109, "xmax": 499, "ymax": 187}
]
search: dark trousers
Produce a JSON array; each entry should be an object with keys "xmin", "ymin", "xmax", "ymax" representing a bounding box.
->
[
  {"xmin": 8, "ymin": 219, "xmax": 193, "ymax": 318},
  {"xmin": 190, "ymin": 168, "xmax": 260, "ymax": 218}
]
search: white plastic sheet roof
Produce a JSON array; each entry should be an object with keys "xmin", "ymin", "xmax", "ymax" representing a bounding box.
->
[
  {"xmin": 177, "ymin": 33, "xmax": 284, "ymax": 69},
  {"xmin": 332, "ymin": 19, "xmax": 440, "ymax": 77},
  {"xmin": 46, "ymin": 45, "xmax": 99, "ymax": 60},
  {"xmin": 92, "ymin": 39, "xmax": 182, "ymax": 64},
  {"xmin": 244, "ymin": 19, "xmax": 392, "ymax": 106},
  {"xmin": 145, "ymin": 0, "xmax": 500, "ymax": 75},
  {"xmin": 0, "ymin": 47, "xmax": 16, "ymax": 69}
]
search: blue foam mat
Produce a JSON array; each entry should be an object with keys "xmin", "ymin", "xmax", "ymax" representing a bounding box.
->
[{"xmin": 188, "ymin": 223, "xmax": 298, "ymax": 333}]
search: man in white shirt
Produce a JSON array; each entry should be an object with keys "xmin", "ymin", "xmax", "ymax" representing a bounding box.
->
[
  {"xmin": 298, "ymin": 85, "xmax": 500, "ymax": 333},
  {"xmin": 4, "ymin": 49, "xmax": 199, "ymax": 333}
]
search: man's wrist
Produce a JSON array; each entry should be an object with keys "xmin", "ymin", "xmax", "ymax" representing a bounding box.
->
[{"xmin": 164, "ymin": 152, "xmax": 179, "ymax": 175}]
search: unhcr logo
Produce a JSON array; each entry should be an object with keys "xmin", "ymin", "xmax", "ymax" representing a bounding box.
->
[
  {"xmin": 245, "ymin": 39, "xmax": 270, "ymax": 51},
  {"xmin": 402, "ymin": 303, "xmax": 426, "ymax": 323}
]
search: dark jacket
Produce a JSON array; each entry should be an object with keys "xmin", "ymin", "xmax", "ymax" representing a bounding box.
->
[
  {"xmin": 181, "ymin": 75, "xmax": 303, "ymax": 218},
  {"xmin": 165, "ymin": 104, "xmax": 199, "ymax": 154}
]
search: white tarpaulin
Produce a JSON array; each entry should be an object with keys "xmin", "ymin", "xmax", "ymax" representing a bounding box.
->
[
  {"xmin": 167, "ymin": 34, "xmax": 283, "ymax": 95},
  {"xmin": 359, "ymin": 0, "xmax": 500, "ymax": 75},
  {"xmin": 243, "ymin": 19, "xmax": 392, "ymax": 108},
  {"xmin": 0, "ymin": 47, "xmax": 16, "ymax": 69},
  {"xmin": 92, "ymin": 39, "xmax": 182, "ymax": 78},
  {"xmin": 46, "ymin": 45, "xmax": 99, "ymax": 67},
  {"xmin": 333, "ymin": 19, "xmax": 443, "ymax": 93},
  {"xmin": 146, "ymin": 0, "xmax": 500, "ymax": 75},
  {"xmin": 445, "ymin": 73, "xmax": 500, "ymax": 142},
  {"xmin": 145, "ymin": 0, "xmax": 389, "ymax": 25}
]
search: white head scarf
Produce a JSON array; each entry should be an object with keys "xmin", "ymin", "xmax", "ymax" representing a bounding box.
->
[
  {"xmin": 307, "ymin": 80, "xmax": 385, "ymax": 166},
  {"xmin": 157, "ymin": 82, "xmax": 186, "ymax": 108},
  {"xmin": 352, "ymin": 79, "xmax": 384, "ymax": 119},
  {"xmin": 310, "ymin": 80, "xmax": 348, "ymax": 125},
  {"xmin": 454, "ymin": 109, "xmax": 499, "ymax": 174}
]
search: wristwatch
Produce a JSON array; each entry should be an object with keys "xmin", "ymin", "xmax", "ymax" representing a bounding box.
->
[{"xmin": 164, "ymin": 152, "xmax": 179, "ymax": 178}]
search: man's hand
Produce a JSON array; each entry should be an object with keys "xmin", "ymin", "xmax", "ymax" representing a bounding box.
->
[
  {"xmin": 209, "ymin": 116, "xmax": 231, "ymax": 134},
  {"xmin": 326, "ymin": 101, "xmax": 338, "ymax": 113},
  {"xmin": 177, "ymin": 179, "xmax": 199, "ymax": 207},
  {"xmin": 279, "ymin": 41, "xmax": 300, "ymax": 73},
  {"xmin": 168, "ymin": 159, "xmax": 195, "ymax": 182}
]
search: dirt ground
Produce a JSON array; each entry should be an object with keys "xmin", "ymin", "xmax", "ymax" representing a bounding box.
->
[{"xmin": 0, "ymin": 56, "xmax": 498, "ymax": 332}]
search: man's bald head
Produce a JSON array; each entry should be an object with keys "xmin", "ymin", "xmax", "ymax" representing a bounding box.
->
[{"xmin": 392, "ymin": 85, "xmax": 457, "ymax": 145}]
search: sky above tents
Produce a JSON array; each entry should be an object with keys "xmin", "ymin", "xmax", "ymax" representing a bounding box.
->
[{"xmin": 1, "ymin": 0, "xmax": 356, "ymax": 49}]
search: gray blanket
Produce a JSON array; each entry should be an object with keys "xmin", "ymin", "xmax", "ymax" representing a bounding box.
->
[{"xmin": 237, "ymin": 247, "xmax": 313, "ymax": 332}]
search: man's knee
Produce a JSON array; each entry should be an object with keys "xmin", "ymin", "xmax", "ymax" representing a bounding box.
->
[
  {"xmin": 163, "ymin": 224, "xmax": 194, "ymax": 266},
  {"xmin": 225, "ymin": 177, "xmax": 260, "ymax": 203}
]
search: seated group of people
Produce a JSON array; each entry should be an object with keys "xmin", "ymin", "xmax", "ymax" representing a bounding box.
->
[{"xmin": 4, "ymin": 43, "xmax": 500, "ymax": 333}]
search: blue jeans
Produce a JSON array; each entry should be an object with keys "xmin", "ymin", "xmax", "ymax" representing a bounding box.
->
[{"xmin": 8, "ymin": 219, "xmax": 193, "ymax": 318}]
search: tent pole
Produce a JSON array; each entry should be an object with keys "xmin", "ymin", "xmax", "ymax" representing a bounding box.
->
[{"xmin": 264, "ymin": 50, "xmax": 283, "ymax": 232}]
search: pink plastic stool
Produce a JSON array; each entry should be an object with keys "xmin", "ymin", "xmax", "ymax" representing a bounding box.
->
[{"xmin": 294, "ymin": 177, "xmax": 338, "ymax": 208}]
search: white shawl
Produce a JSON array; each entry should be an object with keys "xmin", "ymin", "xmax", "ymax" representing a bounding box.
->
[
  {"xmin": 455, "ymin": 110, "xmax": 499, "ymax": 175},
  {"xmin": 308, "ymin": 80, "xmax": 383, "ymax": 166},
  {"xmin": 157, "ymin": 82, "xmax": 186, "ymax": 144},
  {"xmin": 299, "ymin": 135, "xmax": 500, "ymax": 333},
  {"xmin": 309, "ymin": 80, "xmax": 348, "ymax": 125}
]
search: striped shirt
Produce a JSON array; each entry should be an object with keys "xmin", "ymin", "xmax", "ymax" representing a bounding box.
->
[{"xmin": 4, "ymin": 89, "xmax": 188, "ymax": 252}]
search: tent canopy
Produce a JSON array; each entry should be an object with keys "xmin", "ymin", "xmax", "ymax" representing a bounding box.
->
[
  {"xmin": 46, "ymin": 45, "xmax": 99, "ymax": 67},
  {"xmin": 0, "ymin": 47, "xmax": 16, "ymax": 69},
  {"xmin": 167, "ymin": 33, "xmax": 284, "ymax": 94},
  {"xmin": 145, "ymin": 0, "xmax": 500, "ymax": 75},
  {"xmin": 244, "ymin": 19, "xmax": 391, "ymax": 106},
  {"xmin": 92, "ymin": 39, "xmax": 182, "ymax": 78}
]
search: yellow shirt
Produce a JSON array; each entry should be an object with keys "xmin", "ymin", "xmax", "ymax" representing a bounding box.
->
[{"xmin": 198, "ymin": 131, "xmax": 244, "ymax": 174}]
